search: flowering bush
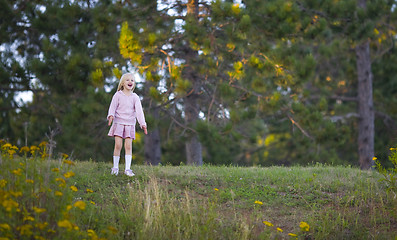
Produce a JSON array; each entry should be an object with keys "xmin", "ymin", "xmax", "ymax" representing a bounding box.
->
[
  {"xmin": 0, "ymin": 140, "xmax": 113, "ymax": 239},
  {"xmin": 374, "ymin": 146, "xmax": 397, "ymax": 195}
]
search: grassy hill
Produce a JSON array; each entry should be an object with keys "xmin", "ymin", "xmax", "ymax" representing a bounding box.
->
[{"xmin": 1, "ymin": 152, "xmax": 396, "ymax": 239}]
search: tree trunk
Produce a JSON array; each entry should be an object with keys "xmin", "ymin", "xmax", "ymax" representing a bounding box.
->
[
  {"xmin": 355, "ymin": 40, "xmax": 375, "ymax": 170},
  {"xmin": 184, "ymin": 0, "xmax": 203, "ymax": 166},
  {"xmin": 144, "ymin": 107, "xmax": 162, "ymax": 165}
]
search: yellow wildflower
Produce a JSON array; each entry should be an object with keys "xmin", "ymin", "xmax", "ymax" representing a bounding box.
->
[
  {"xmin": 63, "ymin": 171, "xmax": 75, "ymax": 178},
  {"xmin": 1, "ymin": 143, "xmax": 12, "ymax": 151},
  {"xmin": 57, "ymin": 219, "xmax": 73, "ymax": 231},
  {"xmin": 2, "ymin": 199, "xmax": 19, "ymax": 212},
  {"xmin": 263, "ymin": 221, "xmax": 273, "ymax": 227},
  {"xmin": 277, "ymin": 227, "xmax": 283, "ymax": 232},
  {"xmin": 17, "ymin": 224, "xmax": 33, "ymax": 236},
  {"xmin": 55, "ymin": 178, "xmax": 66, "ymax": 183},
  {"xmin": 254, "ymin": 200, "xmax": 263, "ymax": 205},
  {"xmin": 90, "ymin": 201, "xmax": 96, "ymax": 205},
  {"xmin": 52, "ymin": 168, "xmax": 60, "ymax": 172},
  {"xmin": 70, "ymin": 186, "xmax": 78, "ymax": 192},
  {"xmin": 34, "ymin": 236, "xmax": 46, "ymax": 240},
  {"xmin": 32, "ymin": 207, "xmax": 46, "ymax": 213},
  {"xmin": 39, "ymin": 141, "xmax": 48, "ymax": 148},
  {"xmin": 30, "ymin": 146, "xmax": 39, "ymax": 155},
  {"xmin": 10, "ymin": 191, "xmax": 22, "ymax": 197},
  {"xmin": 10, "ymin": 145, "xmax": 18, "ymax": 151},
  {"xmin": 214, "ymin": 188, "xmax": 219, "ymax": 191},
  {"xmin": 390, "ymin": 148, "xmax": 395, "ymax": 151},
  {"xmin": 55, "ymin": 191, "xmax": 63, "ymax": 196},
  {"xmin": 62, "ymin": 153, "xmax": 69, "ymax": 159},
  {"xmin": 8, "ymin": 150, "xmax": 16, "ymax": 158},
  {"xmin": 63, "ymin": 160, "xmax": 75, "ymax": 166},
  {"xmin": 20, "ymin": 146, "xmax": 30, "ymax": 153},
  {"xmin": 23, "ymin": 216, "xmax": 35, "ymax": 222},
  {"xmin": 26, "ymin": 179, "xmax": 34, "ymax": 184},
  {"xmin": 73, "ymin": 200, "xmax": 86, "ymax": 210},
  {"xmin": 11, "ymin": 168, "xmax": 23, "ymax": 176},
  {"xmin": 0, "ymin": 179, "xmax": 7, "ymax": 188},
  {"xmin": 299, "ymin": 221, "xmax": 310, "ymax": 232},
  {"xmin": 0, "ymin": 223, "xmax": 11, "ymax": 230},
  {"xmin": 372, "ymin": 157, "xmax": 377, "ymax": 161},
  {"xmin": 288, "ymin": 233, "xmax": 297, "ymax": 237},
  {"xmin": 86, "ymin": 188, "xmax": 94, "ymax": 193},
  {"xmin": 66, "ymin": 205, "xmax": 72, "ymax": 211},
  {"xmin": 87, "ymin": 229, "xmax": 97, "ymax": 238},
  {"xmin": 35, "ymin": 222, "xmax": 48, "ymax": 230}
]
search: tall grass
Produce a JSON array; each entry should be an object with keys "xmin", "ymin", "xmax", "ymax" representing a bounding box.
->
[{"xmin": 1, "ymin": 140, "xmax": 396, "ymax": 239}]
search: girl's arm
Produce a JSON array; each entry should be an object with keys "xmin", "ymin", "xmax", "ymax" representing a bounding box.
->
[
  {"xmin": 134, "ymin": 95, "xmax": 147, "ymax": 132},
  {"xmin": 107, "ymin": 93, "xmax": 119, "ymax": 123}
]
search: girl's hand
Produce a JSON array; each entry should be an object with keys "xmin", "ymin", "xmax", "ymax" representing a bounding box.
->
[
  {"xmin": 142, "ymin": 126, "xmax": 148, "ymax": 135},
  {"xmin": 108, "ymin": 116, "xmax": 113, "ymax": 126}
]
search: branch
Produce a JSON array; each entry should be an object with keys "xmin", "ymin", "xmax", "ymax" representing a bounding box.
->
[{"xmin": 287, "ymin": 114, "xmax": 314, "ymax": 140}]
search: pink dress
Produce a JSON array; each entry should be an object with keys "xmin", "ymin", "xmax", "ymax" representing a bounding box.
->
[{"xmin": 107, "ymin": 91, "xmax": 146, "ymax": 139}]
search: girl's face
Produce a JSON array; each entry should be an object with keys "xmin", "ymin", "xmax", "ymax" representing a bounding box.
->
[{"xmin": 123, "ymin": 76, "xmax": 135, "ymax": 91}]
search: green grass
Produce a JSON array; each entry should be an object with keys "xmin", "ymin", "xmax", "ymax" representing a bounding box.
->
[{"xmin": 1, "ymin": 153, "xmax": 396, "ymax": 239}]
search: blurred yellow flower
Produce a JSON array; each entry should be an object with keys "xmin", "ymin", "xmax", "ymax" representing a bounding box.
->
[
  {"xmin": 0, "ymin": 223, "xmax": 11, "ymax": 230},
  {"xmin": 23, "ymin": 216, "xmax": 35, "ymax": 222},
  {"xmin": 2, "ymin": 143, "xmax": 12, "ymax": 149},
  {"xmin": 63, "ymin": 160, "xmax": 75, "ymax": 166},
  {"xmin": 26, "ymin": 179, "xmax": 34, "ymax": 184},
  {"xmin": 39, "ymin": 141, "xmax": 48, "ymax": 147},
  {"xmin": 66, "ymin": 205, "xmax": 72, "ymax": 211},
  {"xmin": 87, "ymin": 229, "xmax": 98, "ymax": 238},
  {"xmin": 263, "ymin": 221, "xmax": 273, "ymax": 227},
  {"xmin": 300, "ymin": 221, "xmax": 310, "ymax": 232},
  {"xmin": 17, "ymin": 224, "xmax": 33, "ymax": 236},
  {"xmin": 86, "ymin": 188, "xmax": 94, "ymax": 193},
  {"xmin": 20, "ymin": 146, "xmax": 30, "ymax": 153},
  {"xmin": 55, "ymin": 191, "xmax": 63, "ymax": 196},
  {"xmin": 11, "ymin": 168, "xmax": 23, "ymax": 176},
  {"xmin": 35, "ymin": 222, "xmax": 48, "ymax": 230},
  {"xmin": 30, "ymin": 146, "xmax": 39, "ymax": 155},
  {"xmin": 58, "ymin": 219, "xmax": 73, "ymax": 231},
  {"xmin": 70, "ymin": 186, "xmax": 78, "ymax": 192},
  {"xmin": 90, "ymin": 201, "xmax": 96, "ymax": 205},
  {"xmin": 277, "ymin": 227, "xmax": 283, "ymax": 232},
  {"xmin": 2, "ymin": 199, "xmax": 19, "ymax": 212},
  {"xmin": 55, "ymin": 178, "xmax": 66, "ymax": 183},
  {"xmin": 254, "ymin": 200, "xmax": 263, "ymax": 205},
  {"xmin": 52, "ymin": 168, "xmax": 60, "ymax": 172},
  {"xmin": 0, "ymin": 179, "xmax": 7, "ymax": 188},
  {"xmin": 10, "ymin": 145, "xmax": 18, "ymax": 151},
  {"xmin": 390, "ymin": 148, "xmax": 396, "ymax": 151},
  {"xmin": 288, "ymin": 233, "xmax": 297, "ymax": 237},
  {"xmin": 10, "ymin": 191, "xmax": 22, "ymax": 197},
  {"xmin": 63, "ymin": 171, "xmax": 75, "ymax": 178},
  {"xmin": 73, "ymin": 200, "xmax": 86, "ymax": 210},
  {"xmin": 62, "ymin": 153, "xmax": 69, "ymax": 159},
  {"xmin": 32, "ymin": 207, "xmax": 46, "ymax": 213},
  {"xmin": 372, "ymin": 157, "xmax": 377, "ymax": 161},
  {"xmin": 214, "ymin": 188, "xmax": 219, "ymax": 191}
]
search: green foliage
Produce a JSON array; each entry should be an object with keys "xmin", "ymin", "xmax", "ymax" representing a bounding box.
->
[{"xmin": 374, "ymin": 147, "xmax": 397, "ymax": 194}]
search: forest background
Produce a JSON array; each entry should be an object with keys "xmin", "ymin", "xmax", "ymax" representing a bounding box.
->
[{"xmin": 1, "ymin": 0, "xmax": 396, "ymax": 169}]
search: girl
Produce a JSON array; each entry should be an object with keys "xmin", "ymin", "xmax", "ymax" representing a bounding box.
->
[{"xmin": 107, "ymin": 73, "xmax": 148, "ymax": 176}]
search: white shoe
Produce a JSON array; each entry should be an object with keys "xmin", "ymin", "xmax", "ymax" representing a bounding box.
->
[
  {"xmin": 124, "ymin": 169, "xmax": 135, "ymax": 177},
  {"xmin": 111, "ymin": 168, "xmax": 119, "ymax": 176}
]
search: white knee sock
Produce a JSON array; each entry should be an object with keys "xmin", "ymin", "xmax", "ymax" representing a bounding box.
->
[
  {"xmin": 125, "ymin": 155, "xmax": 132, "ymax": 170},
  {"xmin": 113, "ymin": 156, "xmax": 120, "ymax": 169}
]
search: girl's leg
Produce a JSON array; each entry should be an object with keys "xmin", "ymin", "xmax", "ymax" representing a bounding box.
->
[
  {"xmin": 124, "ymin": 138, "xmax": 133, "ymax": 172},
  {"xmin": 112, "ymin": 137, "xmax": 123, "ymax": 174}
]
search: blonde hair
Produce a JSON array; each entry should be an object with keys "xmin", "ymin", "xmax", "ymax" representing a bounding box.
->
[{"xmin": 117, "ymin": 73, "xmax": 136, "ymax": 91}]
